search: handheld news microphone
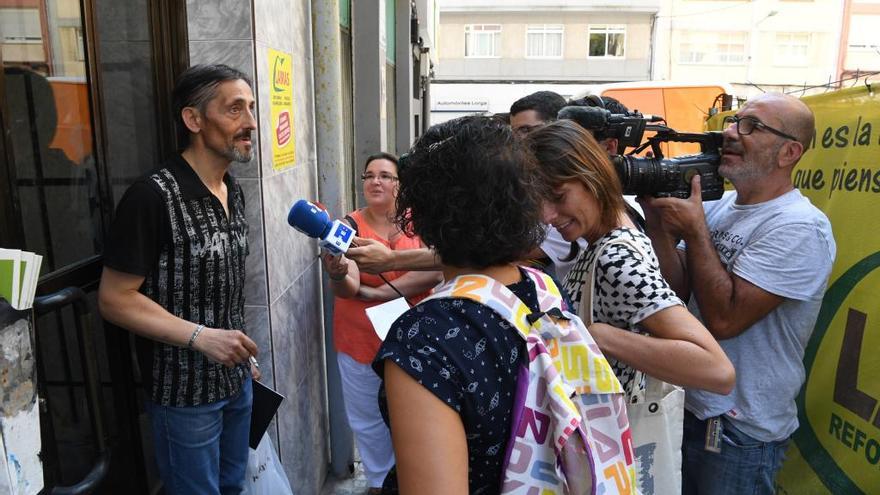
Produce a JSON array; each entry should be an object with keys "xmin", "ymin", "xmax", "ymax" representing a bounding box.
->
[{"xmin": 287, "ymin": 199, "xmax": 355, "ymax": 256}]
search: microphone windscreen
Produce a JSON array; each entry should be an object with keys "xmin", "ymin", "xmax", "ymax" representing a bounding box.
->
[
  {"xmin": 287, "ymin": 199, "xmax": 330, "ymax": 238},
  {"xmin": 558, "ymin": 106, "xmax": 609, "ymax": 131}
]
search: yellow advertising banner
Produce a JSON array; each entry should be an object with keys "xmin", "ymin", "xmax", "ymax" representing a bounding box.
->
[
  {"xmin": 268, "ymin": 48, "xmax": 295, "ymax": 170},
  {"xmin": 708, "ymin": 86, "xmax": 880, "ymax": 494}
]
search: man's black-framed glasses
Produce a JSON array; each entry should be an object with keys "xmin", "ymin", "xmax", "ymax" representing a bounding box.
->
[{"xmin": 722, "ymin": 115, "xmax": 798, "ymax": 142}]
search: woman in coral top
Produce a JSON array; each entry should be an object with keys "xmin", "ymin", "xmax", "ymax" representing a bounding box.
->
[{"xmin": 322, "ymin": 152, "xmax": 442, "ymax": 493}]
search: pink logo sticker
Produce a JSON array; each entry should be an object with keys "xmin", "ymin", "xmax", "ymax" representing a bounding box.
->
[{"xmin": 276, "ymin": 111, "xmax": 291, "ymax": 146}]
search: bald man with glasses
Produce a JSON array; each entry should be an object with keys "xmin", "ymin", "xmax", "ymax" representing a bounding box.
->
[{"xmin": 639, "ymin": 93, "xmax": 836, "ymax": 495}]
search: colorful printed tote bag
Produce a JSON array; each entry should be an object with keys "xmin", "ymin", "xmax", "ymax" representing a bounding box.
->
[{"xmin": 425, "ymin": 267, "xmax": 638, "ymax": 494}]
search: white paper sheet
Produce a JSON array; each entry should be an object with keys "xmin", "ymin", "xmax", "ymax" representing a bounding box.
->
[{"xmin": 365, "ymin": 297, "xmax": 411, "ymax": 341}]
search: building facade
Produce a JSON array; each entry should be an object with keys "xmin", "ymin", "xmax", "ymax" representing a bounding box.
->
[
  {"xmin": 431, "ymin": 0, "xmax": 853, "ymax": 118},
  {"xmin": 655, "ymin": 0, "xmax": 845, "ymax": 98},
  {"xmin": 431, "ymin": 0, "xmax": 660, "ymax": 123},
  {"xmin": 838, "ymin": 0, "xmax": 880, "ymax": 81},
  {"xmin": 0, "ymin": 0, "xmax": 435, "ymax": 493},
  {"xmin": 436, "ymin": 0, "xmax": 660, "ymax": 83}
]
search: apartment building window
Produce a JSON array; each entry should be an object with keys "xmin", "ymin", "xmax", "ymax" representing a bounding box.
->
[
  {"xmin": 717, "ymin": 32, "xmax": 745, "ymax": 64},
  {"xmin": 849, "ymin": 15, "xmax": 880, "ymax": 50},
  {"xmin": 588, "ymin": 25, "xmax": 625, "ymax": 58},
  {"xmin": 465, "ymin": 24, "xmax": 501, "ymax": 58},
  {"xmin": 775, "ymin": 33, "xmax": 810, "ymax": 66},
  {"xmin": 680, "ymin": 31, "xmax": 713, "ymax": 63},
  {"xmin": 0, "ymin": 8, "xmax": 42, "ymax": 44},
  {"xmin": 679, "ymin": 31, "xmax": 746, "ymax": 65},
  {"xmin": 526, "ymin": 24, "xmax": 563, "ymax": 58},
  {"xmin": 680, "ymin": 34, "xmax": 707, "ymax": 63}
]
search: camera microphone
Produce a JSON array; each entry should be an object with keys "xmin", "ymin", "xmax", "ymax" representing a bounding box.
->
[
  {"xmin": 559, "ymin": 105, "xmax": 664, "ymax": 126},
  {"xmin": 287, "ymin": 199, "xmax": 355, "ymax": 256},
  {"xmin": 558, "ymin": 105, "xmax": 649, "ymax": 150},
  {"xmin": 558, "ymin": 106, "xmax": 609, "ymax": 131}
]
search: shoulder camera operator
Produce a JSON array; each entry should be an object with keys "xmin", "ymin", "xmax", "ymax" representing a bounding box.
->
[{"xmin": 638, "ymin": 93, "xmax": 836, "ymax": 495}]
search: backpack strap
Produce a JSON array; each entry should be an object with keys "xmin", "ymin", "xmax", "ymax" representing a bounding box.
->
[
  {"xmin": 424, "ymin": 268, "xmax": 622, "ymax": 395},
  {"xmin": 520, "ymin": 265, "xmax": 566, "ymax": 313},
  {"xmin": 424, "ymin": 272, "xmax": 536, "ymax": 339},
  {"xmin": 423, "ymin": 267, "xmax": 563, "ymax": 338}
]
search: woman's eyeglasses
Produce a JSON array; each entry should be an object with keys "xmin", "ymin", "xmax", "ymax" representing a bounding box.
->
[
  {"xmin": 722, "ymin": 115, "xmax": 798, "ymax": 142},
  {"xmin": 361, "ymin": 173, "xmax": 399, "ymax": 183}
]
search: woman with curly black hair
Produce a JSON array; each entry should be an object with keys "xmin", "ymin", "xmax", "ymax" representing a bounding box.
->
[{"xmin": 371, "ymin": 116, "xmax": 546, "ymax": 494}]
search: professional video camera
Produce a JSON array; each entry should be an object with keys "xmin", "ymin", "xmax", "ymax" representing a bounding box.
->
[{"xmin": 558, "ymin": 106, "xmax": 725, "ymax": 200}]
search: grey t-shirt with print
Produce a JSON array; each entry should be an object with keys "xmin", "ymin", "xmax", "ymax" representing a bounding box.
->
[{"xmin": 683, "ymin": 189, "xmax": 835, "ymax": 442}]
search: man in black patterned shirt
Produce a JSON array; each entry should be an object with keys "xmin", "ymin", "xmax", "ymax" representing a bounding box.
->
[{"xmin": 99, "ymin": 64, "xmax": 259, "ymax": 493}]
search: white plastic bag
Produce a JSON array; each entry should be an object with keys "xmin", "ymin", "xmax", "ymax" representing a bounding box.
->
[{"xmin": 242, "ymin": 434, "xmax": 294, "ymax": 495}]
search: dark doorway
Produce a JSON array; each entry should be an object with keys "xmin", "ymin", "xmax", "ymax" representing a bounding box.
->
[{"xmin": 0, "ymin": 0, "xmax": 188, "ymax": 492}]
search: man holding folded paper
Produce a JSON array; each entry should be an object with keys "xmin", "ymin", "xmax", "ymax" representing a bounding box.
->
[
  {"xmin": 98, "ymin": 64, "xmax": 259, "ymax": 494},
  {"xmin": 322, "ymin": 152, "xmax": 441, "ymax": 494}
]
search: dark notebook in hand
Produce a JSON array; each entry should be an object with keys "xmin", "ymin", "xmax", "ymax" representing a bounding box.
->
[{"xmin": 249, "ymin": 379, "xmax": 285, "ymax": 449}]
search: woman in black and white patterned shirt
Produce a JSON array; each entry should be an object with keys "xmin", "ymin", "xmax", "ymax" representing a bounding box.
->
[{"xmin": 525, "ymin": 119, "xmax": 735, "ymax": 401}]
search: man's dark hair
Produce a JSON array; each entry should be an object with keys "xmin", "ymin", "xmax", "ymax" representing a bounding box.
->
[
  {"xmin": 364, "ymin": 151, "xmax": 398, "ymax": 171},
  {"xmin": 172, "ymin": 64, "xmax": 252, "ymax": 148},
  {"xmin": 492, "ymin": 112, "xmax": 510, "ymax": 125},
  {"xmin": 509, "ymin": 91, "xmax": 567, "ymax": 122},
  {"xmin": 395, "ymin": 116, "xmax": 545, "ymax": 269}
]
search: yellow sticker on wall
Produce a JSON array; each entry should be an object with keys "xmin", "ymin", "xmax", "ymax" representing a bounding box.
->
[{"xmin": 269, "ymin": 48, "xmax": 295, "ymax": 170}]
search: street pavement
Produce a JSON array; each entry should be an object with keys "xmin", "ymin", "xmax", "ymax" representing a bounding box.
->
[{"xmin": 320, "ymin": 456, "xmax": 369, "ymax": 495}]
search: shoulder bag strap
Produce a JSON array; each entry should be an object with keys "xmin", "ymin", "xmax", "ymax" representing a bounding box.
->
[
  {"xmin": 576, "ymin": 233, "xmax": 655, "ymax": 401},
  {"xmin": 577, "ymin": 234, "xmax": 652, "ymax": 326}
]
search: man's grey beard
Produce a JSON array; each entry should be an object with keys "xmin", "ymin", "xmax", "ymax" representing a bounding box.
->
[{"xmin": 226, "ymin": 144, "xmax": 253, "ymax": 163}]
